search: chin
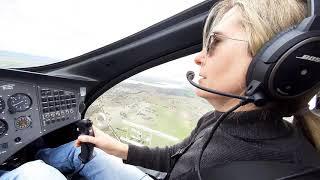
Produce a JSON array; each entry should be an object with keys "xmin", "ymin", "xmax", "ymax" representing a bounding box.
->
[
  {"xmin": 195, "ymin": 89, "xmax": 218, "ymax": 99},
  {"xmin": 195, "ymin": 89, "xmax": 204, "ymax": 97}
]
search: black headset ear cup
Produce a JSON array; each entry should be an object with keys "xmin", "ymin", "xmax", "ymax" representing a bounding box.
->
[{"xmin": 246, "ymin": 26, "xmax": 297, "ymax": 86}]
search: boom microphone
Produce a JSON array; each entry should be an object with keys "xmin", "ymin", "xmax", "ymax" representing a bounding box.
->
[{"xmin": 186, "ymin": 71, "xmax": 254, "ymax": 102}]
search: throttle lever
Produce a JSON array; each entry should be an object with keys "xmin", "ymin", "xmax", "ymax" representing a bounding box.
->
[{"xmin": 76, "ymin": 119, "xmax": 95, "ymax": 163}]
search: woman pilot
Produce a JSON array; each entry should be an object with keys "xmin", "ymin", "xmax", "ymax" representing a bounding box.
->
[{"xmin": 1, "ymin": 0, "xmax": 320, "ymax": 179}]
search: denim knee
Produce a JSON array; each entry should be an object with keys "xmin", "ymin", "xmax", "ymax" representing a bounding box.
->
[{"xmin": 0, "ymin": 160, "xmax": 66, "ymax": 180}]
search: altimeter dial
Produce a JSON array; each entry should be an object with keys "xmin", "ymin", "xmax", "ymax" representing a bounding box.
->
[{"xmin": 7, "ymin": 93, "xmax": 32, "ymax": 113}]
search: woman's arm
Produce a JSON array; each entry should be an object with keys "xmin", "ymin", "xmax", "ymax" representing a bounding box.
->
[
  {"xmin": 125, "ymin": 135, "xmax": 194, "ymax": 172},
  {"xmin": 76, "ymin": 126, "xmax": 196, "ymax": 172},
  {"xmin": 76, "ymin": 112, "xmax": 211, "ymax": 172}
]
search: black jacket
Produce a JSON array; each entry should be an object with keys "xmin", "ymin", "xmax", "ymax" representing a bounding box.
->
[{"xmin": 125, "ymin": 110, "xmax": 320, "ymax": 179}]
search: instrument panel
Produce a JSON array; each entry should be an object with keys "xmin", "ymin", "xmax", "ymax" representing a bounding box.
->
[{"xmin": 0, "ymin": 78, "xmax": 83, "ymax": 165}]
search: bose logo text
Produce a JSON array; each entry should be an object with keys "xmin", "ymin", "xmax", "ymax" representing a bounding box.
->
[{"xmin": 296, "ymin": 55, "xmax": 320, "ymax": 63}]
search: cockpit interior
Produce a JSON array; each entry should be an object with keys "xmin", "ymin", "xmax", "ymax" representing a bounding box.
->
[
  {"xmin": 0, "ymin": 0, "xmax": 320, "ymax": 179},
  {"xmin": 0, "ymin": 0, "xmax": 218, "ymax": 172}
]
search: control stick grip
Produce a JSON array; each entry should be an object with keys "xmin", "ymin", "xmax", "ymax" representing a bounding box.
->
[{"xmin": 77, "ymin": 119, "xmax": 95, "ymax": 163}]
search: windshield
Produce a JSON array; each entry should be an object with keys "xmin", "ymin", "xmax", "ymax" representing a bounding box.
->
[{"xmin": 0, "ymin": 0, "xmax": 204, "ymax": 68}]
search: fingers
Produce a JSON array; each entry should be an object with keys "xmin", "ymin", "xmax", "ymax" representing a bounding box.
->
[{"xmin": 77, "ymin": 135, "xmax": 97, "ymax": 145}]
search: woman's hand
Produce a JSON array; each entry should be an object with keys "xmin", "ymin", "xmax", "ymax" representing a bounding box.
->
[{"xmin": 75, "ymin": 126, "xmax": 129, "ymax": 160}]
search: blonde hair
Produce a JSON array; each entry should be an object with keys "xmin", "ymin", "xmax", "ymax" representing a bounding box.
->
[
  {"xmin": 204, "ymin": 0, "xmax": 320, "ymax": 149},
  {"xmin": 203, "ymin": 0, "xmax": 307, "ymax": 55}
]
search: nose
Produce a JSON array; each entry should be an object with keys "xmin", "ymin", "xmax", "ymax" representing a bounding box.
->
[{"xmin": 194, "ymin": 50, "xmax": 206, "ymax": 66}]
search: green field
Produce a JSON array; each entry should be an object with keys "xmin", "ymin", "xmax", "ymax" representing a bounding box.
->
[{"xmin": 86, "ymin": 81, "xmax": 212, "ymax": 147}]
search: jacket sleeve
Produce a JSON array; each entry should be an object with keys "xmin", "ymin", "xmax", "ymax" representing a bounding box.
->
[{"xmin": 124, "ymin": 112, "xmax": 211, "ymax": 172}]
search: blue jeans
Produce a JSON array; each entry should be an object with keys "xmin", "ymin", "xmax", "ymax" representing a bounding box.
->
[{"xmin": 0, "ymin": 141, "xmax": 152, "ymax": 180}]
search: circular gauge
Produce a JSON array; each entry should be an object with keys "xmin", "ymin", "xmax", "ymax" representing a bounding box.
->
[
  {"xmin": 0, "ymin": 98, "xmax": 5, "ymax": 113},
  {"xmin": 0, "ymin": 119, "xmax": 8, "ymax": 138},
  {"xmin": 15, "ymin": 116, "xmax": 32, "ymax": 130},
  {"xmin": 7, "ymin": 93, "xmax": 32, "ymax": 113}
]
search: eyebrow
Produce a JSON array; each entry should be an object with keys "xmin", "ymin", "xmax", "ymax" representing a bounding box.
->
[
  {"xmin": 211, "ymin": 31, "xmax": 248, "ymax": 42},
  {"xmin": 211, "ymin": 31, "xmax": 225, "ymax": 36}
]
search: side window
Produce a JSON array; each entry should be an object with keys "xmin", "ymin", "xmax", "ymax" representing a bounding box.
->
[
  {"xmin": 85, "ymin": 54, "xmax": 212, "ymax": 147},
  {"xmin": 308, "ymin": 93, "xmax": 320, "ymax": 111},
  {"xmin": 317, "ymin": 93, "xmax": 320, "ymax": 110},
  {"xmin": 312, "ymin": 93, "xmax": 320, "ymax": 115}
]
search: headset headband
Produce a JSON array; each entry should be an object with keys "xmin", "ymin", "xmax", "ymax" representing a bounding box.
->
[
  {"xmin": 298, "ymin": 0, "xmax": 320, "ymax": 31},
  {"xmin": 245, "ymin": 0, "xmax": 320, "ymax": 106}
]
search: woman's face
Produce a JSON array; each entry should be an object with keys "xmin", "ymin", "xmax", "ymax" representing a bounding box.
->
[{"xmin": 194, "ymin": 7, "xmax": 253, "ymax": 110}]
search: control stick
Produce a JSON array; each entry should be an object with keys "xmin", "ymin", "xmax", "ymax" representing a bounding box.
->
[{"xmin": 77, "ymin": 119, "xmax": 95, "ymax": 163}]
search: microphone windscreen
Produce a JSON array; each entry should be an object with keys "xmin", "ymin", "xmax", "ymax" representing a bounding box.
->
[{"xmin": 186, "ymin": 71, "xmax": 195, "ymax": 80}]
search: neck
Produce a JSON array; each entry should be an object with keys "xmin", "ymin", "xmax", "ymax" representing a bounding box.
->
[{"xmin": 208, "ymin": 98, "xmax": 258, "ymax": 112}]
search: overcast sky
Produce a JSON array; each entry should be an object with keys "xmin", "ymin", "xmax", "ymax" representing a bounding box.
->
[
  {"xmin": 0, "ymin": 0, "xmax": 203, "ymax": 59},
  {"xmin": 0, "ymin": 0, "xmax": 204, "ymax": 82}
]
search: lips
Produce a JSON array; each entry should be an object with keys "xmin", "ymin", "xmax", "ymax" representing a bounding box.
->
[
  {"xmin": 199, "ymin": 74, "xmax": 206, "ymax": 79},
  {"xmin": 198, "ymin": 74, "xmax": 206, "ymax": 84}
]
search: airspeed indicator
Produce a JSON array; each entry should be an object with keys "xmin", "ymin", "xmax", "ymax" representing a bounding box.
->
[{"xmin": 8, "ymin": 93, "xmax": 32, "ymax": 113}]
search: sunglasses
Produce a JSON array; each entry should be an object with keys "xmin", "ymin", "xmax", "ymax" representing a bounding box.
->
[{"xmin": 204, "ymin": 32, "xmax": 248, "ymax": 56}]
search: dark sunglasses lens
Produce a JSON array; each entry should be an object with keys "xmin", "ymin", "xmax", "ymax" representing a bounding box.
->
[{"xmin": 207, "ymin": 34, "xmax": 216, "ymax": 53}]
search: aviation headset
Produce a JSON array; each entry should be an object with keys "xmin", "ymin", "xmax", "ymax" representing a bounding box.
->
[{"xmin": 245, "ymin": 0, "xmax": 320, "ymax": 106}]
